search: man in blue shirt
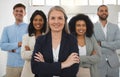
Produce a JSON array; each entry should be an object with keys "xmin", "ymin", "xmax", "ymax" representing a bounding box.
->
[{"xmin": 0, "ymin": 3, "xmax": 28, "ymax": 77}]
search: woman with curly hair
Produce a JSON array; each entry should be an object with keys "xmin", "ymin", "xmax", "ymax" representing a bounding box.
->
[{"xmin": 69, "ymin": 14, "xmax": 101, "ymax": 77}]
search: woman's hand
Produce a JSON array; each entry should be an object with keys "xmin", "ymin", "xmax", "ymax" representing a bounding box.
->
[
  {"xmin": 34, "ymin": 52, "xmax": 45, "ymax": 62},
  {"xmin": 25, "ymin": 45, "xmax": 30, "ymax": 51},
  {"xmin": 61, "ymin": 52, "xmax": 80, "ymax": 69}
]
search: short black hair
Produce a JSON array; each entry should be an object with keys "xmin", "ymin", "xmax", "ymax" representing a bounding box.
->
[
  {"xmin": 13, "ymin": 3, "xmax": 26, "ymax": 10},
  {"xmin": 97, "ymin": 5, "xmax": 108, "ymax": 12},
  {"xmin": 69, "ymin": 14, "xmax": 93, "ymax": 37},
  {"xmin": 28, "ymin": 10, "xmax": 47, "ymax": 36}
]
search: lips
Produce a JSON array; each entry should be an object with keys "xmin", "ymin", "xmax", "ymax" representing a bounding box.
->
[
  {"xmin": 78, "ymin": 30, "xmax": 84, "ymax": 33},
  {"xmin": 53, "ymin": 24, "xmax": 60, "ymax": 28},
  {"xmin": 36, "ymin": 25, "xmax": 41, "ymax": 28}
]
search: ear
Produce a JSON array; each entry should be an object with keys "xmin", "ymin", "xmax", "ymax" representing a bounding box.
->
[
  {"xmin": 13, "ymin": 10, "xmax": 14, "ymax": 15},
  {"xmin": 97, "ymin": 12, "xmax": 99, "ymax": 16},
  {"xmin": 24, "ymin": 11, "xmax": 26, "ymax": 16}
]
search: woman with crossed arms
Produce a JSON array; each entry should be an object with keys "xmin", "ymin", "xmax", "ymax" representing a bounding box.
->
[
  {"xmin": 31, "ymin": 6, "xmax": 80, "ymax": 77},
  {"xmin": 21, "ymin": 10, "xmax": 47, "ymax": 77},
  {"xmin": 69, "ymin": 14, "xmax": 101, "ymax": 77}
]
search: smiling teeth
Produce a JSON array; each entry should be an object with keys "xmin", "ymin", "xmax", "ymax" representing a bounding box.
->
[
  {"xmin": 37, "ymin": 25, "xmax": 40, "ymax": 27},
  {"xmin": 79, "ymin": 30, "xmax": 83, "ymax": 32}
]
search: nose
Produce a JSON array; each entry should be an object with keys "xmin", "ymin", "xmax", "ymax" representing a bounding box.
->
[
  {"xmin": 17, "ymin": 11, "xmax": 22, "ymax": 15},
  {"xmin": 54, "ymin": 19, "xmax": 59, "ymax": 24},
  {"xmin": 54, "ymin": 19, "xmax": 57, "ymax": 23}
]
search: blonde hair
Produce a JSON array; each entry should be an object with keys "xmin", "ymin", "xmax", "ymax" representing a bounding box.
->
[{"xmin": 45, "ymin": 6, "xmax": 69, "ymax": 34}]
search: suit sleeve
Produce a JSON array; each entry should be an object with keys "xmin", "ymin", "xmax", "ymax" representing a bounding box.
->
[
  {"xmin": 21, "ymin": 34, "xmax": 33, "ymax": 61},
  {"xmin": 31, "ymin": 37, "xmax": 61, "ymax": 76},
  {"xmin": 80, "ymin": 36, "xmax": 101, "ymax": 65},
  {"xmin": 101, "ymin": 25, "xmax": 120, "ymax": 51},
  {"xmin": 62, "ymin": 38, "xmax": 79, "ymax": 77}
]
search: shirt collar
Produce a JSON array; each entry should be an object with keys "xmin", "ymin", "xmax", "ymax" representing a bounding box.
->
[
  {"xmin": 14, "ymin": 22, "xmax": 25, "ymax": 26},
  {"xmin": 98, "ymin": 20, "xmax": 108, "ymax": 28}
]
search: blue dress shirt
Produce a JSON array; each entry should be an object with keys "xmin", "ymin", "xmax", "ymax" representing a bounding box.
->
[{"xmin": 0, "ymin": 22, "xmax": 28, "ymax": 67}]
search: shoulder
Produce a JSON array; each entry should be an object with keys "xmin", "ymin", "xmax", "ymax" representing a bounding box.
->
[
  {"xmin": 94, "ymin": 22, "xmax": 100, "ymax": 28},
  {"xmin": 23, "ymin": 23, "xmax": 28, "ymax": 27},
  {"xmin": 23, "ymin": 34, "xmax": 29, "ymax": 38},
  {"xmin": 3, "ymin": 24, "xmax": 15, "ymax": 31},
  {"xmin": 64, "ymin": 33, "xmax": 77, "ymax": 43},
  {"xmin": 108, "ymin": 22, "xmax": 119, "ymax": 31},
  {"xmin": 86, "ymin": 35, "xmax": 96, "ymax": 43},
  {"xmin": 94, "ymin": 22, "xmax": 99, "ymax": 25},
  {"xmin": 22, "ymin": 22, "xmax": 28, "ymax": 26},
  {"xmin": 21, "ymin": 23, "xmax": 28, "ymax": 28},
  {"xmin": 108, "ymin": 22, "xmax": 118, "ymax": 28},
  {"xmin": 36, "ymin": 34, "xmax": 47, "ymax": 43},
  {"xmin": 90, "ymin": 35, "xmax": 96, "ymax": 40}
]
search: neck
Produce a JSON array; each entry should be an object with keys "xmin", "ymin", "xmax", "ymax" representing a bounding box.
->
[
  {"xmin": 35, "ymin": 31, "xmax": 42, "ymax": 38},
  {"xmin": 77, "ymin": 35, "xmax": 85, "ymax": 40},
  {"xmin": 16, "ymin": 20, "xmax": 23, "ymax": 25},
  {"xmin": 100, "ymin": 19, "xmax": 107, "ymax": 27},
  {"xmin": 51, "ymin": 31, "xmax": 62, "ymax": 40},
  {"xmin": 77, "ymin": 35, "xmax": 85, "ymax": 47},
  {"xmin": 51, "ymin": 31, "xmax": 62, "ymax": 49}
]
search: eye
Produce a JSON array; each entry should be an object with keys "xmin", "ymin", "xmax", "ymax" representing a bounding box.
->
[
  {"xmin": 38, "ymin": 19, "xmax": 42, "ymax": 21},
  {"xmin": 100, "ymin": 10, "xmax": 103, "ymax": 12},
  {"xmin": 19, "ymin": 10, "xmax": 23, "ymax": 13},
  {"xmin": 76, "ymin": 24, "xmax": 81, "ymax": 27},
  {"xmin": 34, "ymin": 19, "xmax": 38, "ymax": 21},
  {"xmin": 58, "ymin": 17, "xmax": 63, "ymax": 20},
  {"xmin": 105, "ymin": 10, "xmax": 108, "ymax": 12},
  {"xmin": 51, "ymin": 17, "xmax": 55, "ymax": 20},
  {"xmin": 15, "ymin": 10, "xmax": 19, "ymax": 12}
]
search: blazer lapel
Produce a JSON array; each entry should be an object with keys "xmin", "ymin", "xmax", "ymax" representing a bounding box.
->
[
  {"xmin": 85, "ymin": 36, "xmax": 92, "ymax": 55},
  {"xmin": 106, "ymin": 23, "xmax": 112, "ymax": 41},
  {"xmin": 97, "ymin": 22, "xmax": 106, "ymax": 40},
  {"xmin": 45, "ymin": 32, "xmax": 54, "ymax": 62},
  {"xmin": 58, "ymin": 32, "xmax": 68, "ymax": 61}
]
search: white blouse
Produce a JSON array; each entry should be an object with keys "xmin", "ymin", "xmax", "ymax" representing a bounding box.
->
[
  {"xmin": 52, "ymin": 44, "xmax": 60, "ymax": 77},
  {"xmin": 78, "ymin": 45, "xmax": 86, "ymax": 56}
]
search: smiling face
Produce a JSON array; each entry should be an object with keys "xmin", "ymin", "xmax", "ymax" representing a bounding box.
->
[
  {"xmin": 97, "ymin": 6, "xmax": 108, "ymax": 21},
  {"xmin": 13, "ymin": 7, "xmax": 26, "ymax": 22},
  {"xmin": 48, "ymin": 10, "xmax": 65, "ymax": 32},
  {"xmin": 75, "ymin": 20, "xmax": 87, "ymax": 36},
  {"xmin": 33, "ymin": 15, "xmax": 44, "ymax": 31}
]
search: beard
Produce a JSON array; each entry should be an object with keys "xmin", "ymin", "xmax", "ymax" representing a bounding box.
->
[{"xmin": 99, "ymin": 15, "xmax": 108, "ymax": 20}]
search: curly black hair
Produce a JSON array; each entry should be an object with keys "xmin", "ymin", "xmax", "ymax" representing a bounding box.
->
[
  {"xmin": 68, "ymin": 14, "xmax": 93, "ymax": 37},
  {"xmin": 28, "ymin": 10, "xmax": 47, "ymax": 36}
]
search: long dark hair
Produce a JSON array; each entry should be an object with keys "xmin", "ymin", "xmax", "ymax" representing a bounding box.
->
[{"xmin": 28, "ymin": 10, "xmax": 47, "ymax": 36}]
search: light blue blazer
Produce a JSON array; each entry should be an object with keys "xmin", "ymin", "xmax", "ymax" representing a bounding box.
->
[
  {"xmin": 80, "ymin": 36, "xmax": 101, "ymax": 77},
  {"xmin": 94, "ymin": 22, "xmax": 120, "ymax": 68}
]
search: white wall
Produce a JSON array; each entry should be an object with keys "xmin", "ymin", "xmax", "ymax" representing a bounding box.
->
[{"xmin": 27, "ymin": 5, "xmax": 120, "ymax": 24}]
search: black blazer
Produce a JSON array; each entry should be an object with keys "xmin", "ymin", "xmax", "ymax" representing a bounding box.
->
[{"xmin": 31, "ymin": 31, "xmax": 79, "ymax": 77}]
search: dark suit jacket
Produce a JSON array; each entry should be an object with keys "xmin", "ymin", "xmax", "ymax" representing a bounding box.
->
[{"xmin": 31, "ymin": 31, "xmax": 79, "ymax": 77}]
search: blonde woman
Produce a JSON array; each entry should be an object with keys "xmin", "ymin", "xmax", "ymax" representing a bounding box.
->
[{"xmin": 31, "ymin": 6, "xmax": 80, "ymax": 77}]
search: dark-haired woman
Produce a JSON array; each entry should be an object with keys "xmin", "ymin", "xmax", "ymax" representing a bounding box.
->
[
  {"xmin": 69, "ymin": 14, "xmax": 101, "ymax": 77},
  {"xmin": 21, "ymin": 10, "xmax": 47, "ymax": 77}
]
